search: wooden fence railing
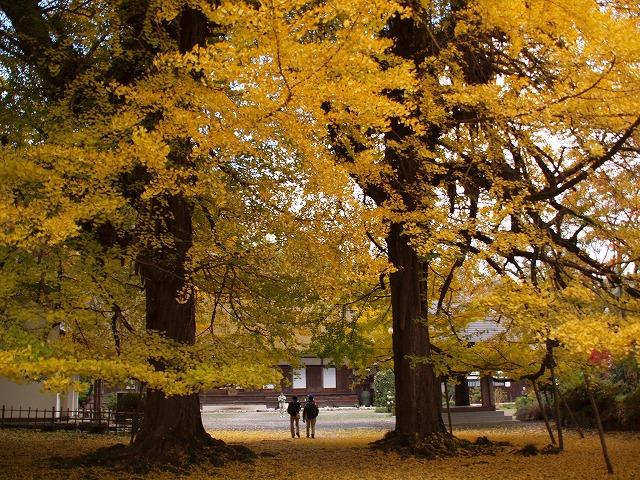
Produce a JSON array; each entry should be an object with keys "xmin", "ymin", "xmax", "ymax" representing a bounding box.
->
[{"xmin": 1, "ymin": 405, "xmax": 142, "ymax": 433}]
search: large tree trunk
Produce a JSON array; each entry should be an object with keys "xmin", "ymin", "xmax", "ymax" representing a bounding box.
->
[
  {"xmin": 127, "ymin": 8, "xmax": 220, "ymax": 462},
  {"xmin": 388, "ymin": 223, "xmax": 445, "ymax": 439},
  {"xmin": 133, "ymin": 390, "xmax": 209, "ymax": 458},
  {"xmin": 378, "ymin": 3, "xmax": 446, "ymax": 442},
  {"xmin": 129, "ymin": 195, "xmax": 251, "ymax": 466},
  {"xmin": 131, "ymin": 195, "xmax": 214, "ymax": 460}
]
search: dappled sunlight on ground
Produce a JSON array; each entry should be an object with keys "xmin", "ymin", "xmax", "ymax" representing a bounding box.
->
[
  {"xmin": 212, "ymin": 426, "xmax": 640, "ymax": 480},
  {"xmin": 0, "ymin": 424, "xmax": 639, "ymax": 479}
]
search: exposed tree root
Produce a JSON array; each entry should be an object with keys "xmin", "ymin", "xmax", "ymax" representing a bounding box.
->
[
  {"xmin": 512, "ymin": 443, "xmax": 561, "ymax": 456},
  {"xmin": 56, "ymin": 433, "xmax": 256, "ymax": 475},
  {"xmin": 370, "ymin": 431, "xmax": 512, "ymax": 460}
]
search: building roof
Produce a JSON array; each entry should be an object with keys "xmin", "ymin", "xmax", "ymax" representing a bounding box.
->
[{"xmin": 460, "ymin": 320, "xmax": 505, "ymax": 342}]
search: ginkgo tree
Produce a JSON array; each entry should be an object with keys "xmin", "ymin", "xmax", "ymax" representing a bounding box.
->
[
  {"xmin": 324, "ymin": 0, "xmax": 640, "ymax": 449},
  {"xmin": 0, "ymin": 0, "xmax": 405, "ymax": 463},
  {"xmin": 3, "ymin": 0, "xmax": 640, "ymax": 463}
]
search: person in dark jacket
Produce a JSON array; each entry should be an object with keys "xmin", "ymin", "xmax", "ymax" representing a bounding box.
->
[
  {"xmin": 302, "ymin": 394, "xmax": 319, "ymax": 438},
  {"xmin": 286, "ymin": 395, "xmax": 301, "ymax": 438}
]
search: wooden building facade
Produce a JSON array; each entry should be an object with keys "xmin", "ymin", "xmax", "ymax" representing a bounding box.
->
[{"xmin": 200, "ymin": 357, "xmax": 373, "ymax": 409}]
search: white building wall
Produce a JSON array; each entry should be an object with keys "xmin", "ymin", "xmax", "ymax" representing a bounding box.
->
[
  {"xmin": 0, "ymin": 378, "xmax": 58, "ymax": 410},
  {"xmin": 0, "ymin": 378, "xmax": 78, "ymax": 413}
]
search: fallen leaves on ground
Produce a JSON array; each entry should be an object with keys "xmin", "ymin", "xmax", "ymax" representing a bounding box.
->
[{"xmin": 0, "ymin": 425, "xmax": 639, "ymax": 479}]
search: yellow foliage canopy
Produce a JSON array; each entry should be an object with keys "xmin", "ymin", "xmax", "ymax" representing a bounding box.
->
[{"xmin": 0, "ymin": 0, "xmax": 404, "ymax": 394}]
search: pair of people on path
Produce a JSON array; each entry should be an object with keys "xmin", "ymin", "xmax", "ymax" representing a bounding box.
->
[{"xmin": 287, "ymin": 395, "xmax": 319, "ymax": 438}]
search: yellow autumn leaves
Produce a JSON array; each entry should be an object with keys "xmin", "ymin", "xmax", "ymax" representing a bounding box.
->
[{"xmin": 2, "ymin": 424, "xmax": 640, "ymax": 479}]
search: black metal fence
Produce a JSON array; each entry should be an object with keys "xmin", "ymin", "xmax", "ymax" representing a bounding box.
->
[{"xmin": 1, "ymin": 405, "xmax": 141, "ymax": 433}]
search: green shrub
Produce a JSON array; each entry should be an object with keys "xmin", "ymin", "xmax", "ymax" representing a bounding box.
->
[
  {"xmin": 374, "ymin": 369, "xmax": 395, "ymax": 412},
  {"xmin": 562, "ymin": 381, "xmax": 623, "ymax": 430},
  {"xmin": 116, "ymin": 392, "xmax": 145, "ymax": 412},
  {"xmin": 105, "ymin": 392, "xmax": 118, "ymax": 410},
  {"xmin": 77, "ymin": 378, "xmax": 93, "ymax": 408},
  {"xmin": 514, "ymin": 395, "xmax": 550, "ymax": 421},
  {"xmin": 469, "ymin": 386, "xmax": 482, "ymax": 404},
  {"xmin": 609, "ymin": 353, "xmax": 639, "ymax": 393}
]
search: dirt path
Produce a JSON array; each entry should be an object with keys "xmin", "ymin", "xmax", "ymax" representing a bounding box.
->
[
  {"xmin": 201, "ymin": 407, "xmax": 528, "ymax": 433},
  {"xmin": 201, "ymin": 407, "xmax": 396, "ymax": 432}
]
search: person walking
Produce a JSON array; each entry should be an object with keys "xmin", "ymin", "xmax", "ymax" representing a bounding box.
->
[
  {"xmin": 302, "ymin": 394, "xmax": 319, "ymax": 438},
  {"xmin": 286, "ymin": 395, "xmax": 301, "ymax": 438},
  {"xmin": 278, "ymin": 392, "xmax": 287, "ymax": 417}
]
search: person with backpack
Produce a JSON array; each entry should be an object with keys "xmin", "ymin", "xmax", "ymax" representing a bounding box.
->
[
  {"xmin": 302, "ymin": 394, "xmax": 319, "ymax": 438},
  {"xmin": 286, "ymin": 395, "xmax": 301, "ymax": 438}
]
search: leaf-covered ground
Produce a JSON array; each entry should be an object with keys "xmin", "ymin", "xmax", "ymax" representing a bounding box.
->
[{"xmin": 1, "ymin": 423, "xmax": 639, "ymax": 479}]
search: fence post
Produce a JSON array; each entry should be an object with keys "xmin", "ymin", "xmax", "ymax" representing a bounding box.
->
[
  {"xmin": 1, "ymin": 405, "xmax": 4, "ymax": 429},
  {"xmin": 51, "ymin": 407, "xmax": 56, "ymax": 430}
]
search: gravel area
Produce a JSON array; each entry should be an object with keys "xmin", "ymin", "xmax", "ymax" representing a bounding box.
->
[
  {"xmin": 201, "ymin": 407, "xmax": 529, "ymax": 432},
  {"xmin": 202, "ymin": 407, "xmax": 395, "ymax": 431}
]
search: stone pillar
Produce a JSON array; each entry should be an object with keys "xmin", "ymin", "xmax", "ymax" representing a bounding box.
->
[
  {"xmin": 454, "ymin": 376, "xmax": 470, "ymax": 406},
  {"xmin": 480, "ymin": 376, "xmax": 495, "ymax": 410}
]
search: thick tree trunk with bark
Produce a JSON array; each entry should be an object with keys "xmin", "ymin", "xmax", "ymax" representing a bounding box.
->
[
  {"xmin": 124, "ymin": 8, "xmax": 228, "ymax": 463},
  {"xmin": 387, "ymin": 223, "xmax": 445, "ymax": 439},
  {"xmin": 133, "ymin": 390, "xmax": 209, "ymax": 459},
  {"xmin": 131, "ymin": 195, "xmax": 215, "ymax": 461},
  {"xmin": 375, "ymin": 4, "xmax": 447, "ymax": 443},
  {"xmin": 128, "ymin": 195, "xmax": 252, "ymax": 466}
]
